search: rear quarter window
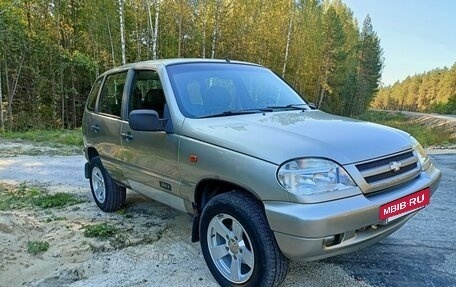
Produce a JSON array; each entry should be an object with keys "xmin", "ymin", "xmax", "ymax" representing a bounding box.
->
[
  {"xmin": 98, "ymin": 72, "xmax": 128, "ymax": 117},
  {"xmin": 86, "ymin": 77, "xmax": 103, "ymax": 111}
]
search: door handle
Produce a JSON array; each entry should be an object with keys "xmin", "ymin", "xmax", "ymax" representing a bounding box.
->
[
  {"xmin": 121, "ymin": 132, "xmax": 133, "ymax": 142},
  {"xmin": 91, "ymin": 124, "xmax": 100, "ymax": 133}
]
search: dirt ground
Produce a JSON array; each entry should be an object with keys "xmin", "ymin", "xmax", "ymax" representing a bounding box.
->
[{"xmin": 0, "ymin": 138, "xmax": 373, "ymax": 287}]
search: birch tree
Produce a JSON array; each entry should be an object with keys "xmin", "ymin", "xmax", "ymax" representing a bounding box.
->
[
  {"xmin": 201, "ymin": 0, "xmax": 207, "ymax": 58},
  {"xmin": 146, "ymin": 0, "xmax": 160, "ymax": 59},
  {"xmin": 211, "ymin": 0, "xmax": 222, "ymax": 59},
  {"xmin": 0, "ymin": 63, "xmax": 3, "ymax": 132},
  {"xmin": 153, "ymin": 0, "xmax": 160, "ymax": 59},
  {"xmin": 282, "ymin": 1, "xmax": 295, "ymax": 77},
  {"xmin": 106, "ymin": 15, "xmax": 116, "ymax": 66},
  {"xmin": 177, "ymin": 0, "xmax": 183, "ymax": 57},
  {"xmin": 119, "ymin": 0, "xmax": 126, "ymax": 65}
]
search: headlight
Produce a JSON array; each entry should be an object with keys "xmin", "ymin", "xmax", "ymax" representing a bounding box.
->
[
  {"xmin": 410, "ymin": 136, "xmax": 431, "ymax": 170},
  {"xmin": 277, "ymin": 158, "xmax": 356, "ymax": 196}
]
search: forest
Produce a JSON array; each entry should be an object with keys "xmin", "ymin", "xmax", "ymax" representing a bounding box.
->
[
  {"xmin": 372, "ymin": 63, "xmax": 456, "ymax": 114},
  {"xmin": 0, "ymin": 0, "xmax": 383, "ymax": 131}
]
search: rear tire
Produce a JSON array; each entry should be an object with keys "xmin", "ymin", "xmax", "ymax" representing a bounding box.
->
[
  {"xmin": 199, "ymin": 191, "xmax": 289, "ymax": 287},
  {"xmin": 89, "ymin": 156, "xmax": 126, "ymax": 212}
]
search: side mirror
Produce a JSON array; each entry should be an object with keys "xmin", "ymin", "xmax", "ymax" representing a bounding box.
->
[{"xmin": 129, "ymin": 110, "xmax": 163, "ymax": 131}]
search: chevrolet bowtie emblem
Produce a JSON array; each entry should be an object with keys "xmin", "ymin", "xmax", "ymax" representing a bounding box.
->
[{"xmin": 390, "ymin": 161, "xmax": 402, "ymax": 172}]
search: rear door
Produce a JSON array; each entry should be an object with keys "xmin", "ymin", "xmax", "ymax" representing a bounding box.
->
[
  {"xmin": 120, "ymin": 69, "xmax": 183, "ymax": 210},
  {"xmin": 86, "ymin": 71, "xmax": 128, "ymax": 182}
]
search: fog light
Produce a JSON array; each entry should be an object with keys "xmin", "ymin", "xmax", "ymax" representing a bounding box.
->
[
  {"xmin": 323, "ymin": 234, "xmax": 342, "ymax": 247},
  {"xmin": 323, "ymin": 235, "xmax": 335, "ymax": 245}
]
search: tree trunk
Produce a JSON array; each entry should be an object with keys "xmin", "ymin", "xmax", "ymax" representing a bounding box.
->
[
  {"xmin": 71, "ymin": 66, "xmax": 76, "ymax": 129},
  {"xmin": 4, "ymin": 55, "xmax": 11, "ymax": 130},
  {"xmin": 134, "ymin": 4, "xmax": 141, "ymax": 60},
  {"xmin": 317, "ymin": 87, "xmax": 325, "ymax": 109},
  {"xmin": 51, "ymin": 58, "xmax": 57, "ymax": 127},
  {"xmin": 211, "ymin": 0, "xmax": 221, "ymax": 59},
  {"xmin": 106, "ymin": 15, "xmax": 116, "ymax": 66},
  {"xmin": 177, "ymin": 0, "xmax": 183, "ymax": 58},
  {"xmin": 152, "ymin": 0, "xmax": 160, "ymax": 60},
  {"xmin": 282, "ymin": 7, "xmax": 293, "ymax": 78},
  {"xmin": 119, "ymin": 0, "xmax": 126, "ymax": 65},
  {"xmin": 146, "ymin": 0, "xmax": 153, "ymax": 55},
  {"xmin": 5, "ymin": 53, "xmax": 25, "ymax": 130},
  {"xmin": 201, "ymin": 0, "xmax": 207, "ymax": 58},
  {"xmin": 0, "ymin": 64, "xmax": 4, "ymax": 133},
  {"xmin": 60, "ymin": 69, "xmax": 65, "ymax": 128}
]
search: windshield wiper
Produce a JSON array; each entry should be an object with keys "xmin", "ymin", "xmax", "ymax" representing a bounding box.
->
[
  {"xmin": 198, "ymin": 110, "xmax": 265, "ymax": 119},
  {"xmin": 266, "ymin": 104, "xmax": 309, "ymax": 111}
]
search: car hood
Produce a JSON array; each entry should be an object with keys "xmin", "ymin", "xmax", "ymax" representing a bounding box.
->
[{"xmin": 181, "ymin": 110, "xmax": 412, "ymax": 165}]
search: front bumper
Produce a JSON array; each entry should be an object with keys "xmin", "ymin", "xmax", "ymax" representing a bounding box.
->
[{"xmin": 264, "ymin": 164, "xmax": 442, "ymax": 262}]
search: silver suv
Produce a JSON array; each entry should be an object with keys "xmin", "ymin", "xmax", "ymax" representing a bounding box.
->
[{"xmin": 82, "ymin": 59, "xmax": 441, "ymax": 287}]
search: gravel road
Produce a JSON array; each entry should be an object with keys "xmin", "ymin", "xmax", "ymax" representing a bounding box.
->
[
  {"xmin": 0, "ymin": 142, "xmax": 454, "ymax": 287},
  {"xmin": 399, "ymin": 111, "xmax": 456, "ymax": 121}
]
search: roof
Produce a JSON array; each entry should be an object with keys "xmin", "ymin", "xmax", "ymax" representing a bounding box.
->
[{"xmin": 99, "ymin": 58, "xmax": 262, "ymax": 77}]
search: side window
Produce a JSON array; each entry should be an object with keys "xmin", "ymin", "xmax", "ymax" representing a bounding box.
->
[
  {"xmin": 128, "ymin": 70, "xmax": 166, "ymax": 118},
  {"xmin": 98, "ymin": 72, "xmax": 128, "ymax": 117},
  {"xmin": 86, "ymin": 77, "xmax": 103, "ymax": 111}
]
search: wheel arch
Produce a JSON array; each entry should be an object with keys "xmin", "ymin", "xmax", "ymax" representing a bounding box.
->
[
  {"xmin": 191, "ymin": 178, "xmax": 263, "ymax": 242},
  {"xmin": 86, "ymin": 147, "xmax": 99, "ymax": 163}
]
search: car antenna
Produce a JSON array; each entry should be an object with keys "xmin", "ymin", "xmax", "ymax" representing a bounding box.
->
[{"xmin": 225, "ymin": 57, "xmax": 230, "ymax": 63}]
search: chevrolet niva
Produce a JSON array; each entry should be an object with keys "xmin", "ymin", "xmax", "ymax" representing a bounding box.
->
[{"xmin": 82, "ymin": 59, "xmax": 441, "ymax": 287}]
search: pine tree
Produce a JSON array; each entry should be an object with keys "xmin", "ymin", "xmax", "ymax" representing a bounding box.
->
[
  {"xmin": 355, "ymin": 15, "xmax": 383, "ymax": 115},
  {"xmin": 317, "ymin": 6, "xmax": 346, "ymax": 112}
]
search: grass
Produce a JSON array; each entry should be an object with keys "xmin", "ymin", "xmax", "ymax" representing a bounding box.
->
[
  {"xmin": 0, "ymin": 128, "xmax": 82, "ymax": 146},
  {"xmin": 27, "ymin": 240, "xmax": 50, "ymax": 255},
  {"xmin": 83, "ymin": 223, "xmax": 120, "ymax": 239},
  {"xmin": 115, "ymin": 208, "xmax": 134, "ymax": 218},
  {"xmin": 32, "ymin": 192, "xmax": 85, "ymax": 209},
  {"xmin": 0, "ymin": 183, "xmax": 41, "ymax": 210},
  {"xmin": 82, "ymin": 222, "xmax": 169, "ymax": 251},
  {"xmin": 0, "ymin": 183, "xmax": 84, "ymax": 211},
  {"xmin": 356, "ymin": 111, "xmax": 455, "ymax": 147},
  {"xmin": 45, "ymin": 216, "xmax": 68, "ymax": 222}
]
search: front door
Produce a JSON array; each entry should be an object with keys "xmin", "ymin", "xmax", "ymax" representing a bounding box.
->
[{"xmin": 120, "ymin": 70, "xmax": 183, "ymax": 210}]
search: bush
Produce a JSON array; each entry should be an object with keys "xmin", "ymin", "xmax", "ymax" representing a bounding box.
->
[
  {"xmin": 83, "ymin": 223, "xmax": 119, "ymax": 239},
  {"xmin": 27, "ymin": 240, "xmax": 50, "ymax": 255}
]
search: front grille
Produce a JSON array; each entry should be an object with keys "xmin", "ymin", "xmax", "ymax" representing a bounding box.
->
[
  {"xmin": 363, "ymin": 163, "xmax": 416, "ymax": 183},
  {"xmin": 355, "ymin": 150, "xmax": 421, "ymax": 194}
]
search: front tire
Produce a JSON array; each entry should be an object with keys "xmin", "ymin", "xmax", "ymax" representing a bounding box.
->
[
  {"xmin": 200, "ymin": 191, "xmax": 289, "ymax": 287},
  {"xmin": 89, "ymin": 156, "xmax": 126, "ymax": 212}
]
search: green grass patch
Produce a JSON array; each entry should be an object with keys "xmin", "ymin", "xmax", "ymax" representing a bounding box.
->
[
  {"xmin": 32, "ymin": 193, "xmax": 85, "ymax": 209},
  {"xmin": 0, "ymin": 183, "xmax": 84, "ymax": 211},
  {"xmin": 45, "ymin": 216, "xmax": 68, "ymax": 222},
  {"xmin": 115, "ymin": 208, "xmax": 134, "ymax": 218},
  {"xmin": 27, "ymin": 240, "xmax": 50, "ymax": 255},
  {"xmin": 356, "ymin": 111, "xmax": 455, "ymax": 147},
  {"xmin": 0, "ymin": 183, "xmax": 41, "ymax": 210},
  {"xmin": 83, "ymin": 223, "xmax": 120, "ymax": 239},
  {"xmin": 0, "ymin": 128, "xmax": 82, "ymax": 146}
]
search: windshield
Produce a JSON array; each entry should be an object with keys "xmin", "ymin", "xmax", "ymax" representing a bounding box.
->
[{"xmin": 166, "ymin": 63, "xmax": 308, "ymax": 118}]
